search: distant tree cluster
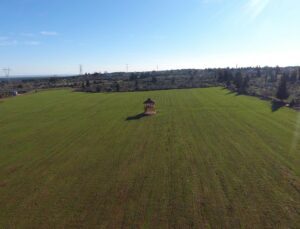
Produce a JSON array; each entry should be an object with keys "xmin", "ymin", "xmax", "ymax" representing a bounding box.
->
[
  {"xmin": 1, "ymin": 66, "xmax": 300, "ymax": 108},
  {"xmin": 217, "ymin": 69, "xmax": 250, "ymax": 94}
]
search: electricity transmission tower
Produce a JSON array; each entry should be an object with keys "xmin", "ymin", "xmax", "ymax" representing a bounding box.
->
[
  {"xmin": 1, "ymin": 68, "xmax": 12, "ymax": 94},
  {"xmin": 2, "ymin": 68, "xmax": 11, "ymax": 78}
]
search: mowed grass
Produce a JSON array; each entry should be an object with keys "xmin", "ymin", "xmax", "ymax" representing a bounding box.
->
[{"xmin": 0, "ymin": 87, "xmax": 300, "ymax": 228}]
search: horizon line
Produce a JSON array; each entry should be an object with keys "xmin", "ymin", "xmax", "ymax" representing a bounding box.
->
[{"xmin": 2, "ymin": 64, "xmax": 300, "ymax": 78}]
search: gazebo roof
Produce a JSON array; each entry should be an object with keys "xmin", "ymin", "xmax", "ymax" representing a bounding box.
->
[{"xmin": 144, "ymin": 98, "xmax": 155, "ymax": 104}]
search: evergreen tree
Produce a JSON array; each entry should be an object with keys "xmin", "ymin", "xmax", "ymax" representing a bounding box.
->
[
  {"xmin": 275, "ymin": 66, "xmax": 281, "ymax": 75},
  {"xmin": 171, "ymin": 77, "xmax": 176, "ymax": 85},
  {"xmin": 129, "ymin": 73, "xmax": 137, "ymax": 81},
  {"xmin": 290, "ymin": 70, "xmax": 297, "ymax": 83},
  {"xmin": 225, "ymin": 80, "xmax": 231, "ymax": 88},
  {"xmin": 225, "ymin": 71, "xmax": 233, "ymax": 88},
  {"xmin": 115, "ymin": 82, "xmax": 120, "ymax": 92},
  {"xmin": 240, "ymin": 75, "xmax": 249, "ymax": 94},
  {"xmin": 233, "ymin": 71, "xmax": 243, "ymax": 91},
  {"xmin": 256, "ymin": 67, "xmax": 261, "ymax": 77},
  {"xmin": 276, "ymin": 75, "xmax": 289, "ymax": 100},
  {"xmin": 290, "ymin": 99, "xmax": 296, "ymax": 107},
  {"xmin": 217, "ymin": 70, "xmax": 224, "ymax": 82},
  {"xmin": 151, "ymin": 76, "xmax": 157, "ymax": 83},
  {"xmin": 96, "ymin": 85, "xmax": 101, "ymax": 92}
]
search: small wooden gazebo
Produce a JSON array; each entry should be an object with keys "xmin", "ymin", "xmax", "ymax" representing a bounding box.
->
[{"xmin": 144, "ymin": 98, "xmax": 156, "ymax": 115}]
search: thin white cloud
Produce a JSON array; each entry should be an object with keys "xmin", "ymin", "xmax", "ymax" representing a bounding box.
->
[
  {"xmin": 245, "ymin": 0, "xmax": 271, "ymax": 20},
  {"xmin": 23, "ymin": 41, "xmax": 40, "ymax": 46},
  {"xmin": 40, "ymin": 31, "xmax": 58, "ymax": 36},
  {"xmin": 20, "ymin": 33, "xmax": 35, "ymax": 37},
  {"xmin": 0, "ymin": 39, "xmax": 18, "ymax": 46},
  {"xmin": 0, "ymin": 37, "xmax": 41, "ymax": 47}
]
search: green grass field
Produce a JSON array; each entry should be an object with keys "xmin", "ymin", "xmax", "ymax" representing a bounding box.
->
[{"xmin": 0, "ymin": 88, "xmax": 300, "ymax": 228}]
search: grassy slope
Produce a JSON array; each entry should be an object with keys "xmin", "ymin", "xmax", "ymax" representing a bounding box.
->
[{"xmin": 0, "ymin": 88, "xmax": 300, "ymax": 228}]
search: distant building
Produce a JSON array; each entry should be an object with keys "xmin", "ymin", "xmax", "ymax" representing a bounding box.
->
[
  {"xmin": 144, "ymin": 98, "xmax": 156, "ymax": 115},
  {"xmin": 0, "ymin": 90, "xmax": 18, "ymax": 98},
  {"xmin": 12, "ymin": 90, "xmax": 18, "ymax": 96}
]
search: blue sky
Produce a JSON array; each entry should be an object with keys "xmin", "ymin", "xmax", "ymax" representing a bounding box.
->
[{"xmin": 0, "ymin": 0, "xmax": 299, "ymax": 75}]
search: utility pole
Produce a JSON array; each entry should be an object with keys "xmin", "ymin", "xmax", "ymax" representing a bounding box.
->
[{"xmin": 79, "ymin": 65, "xmax": 83, "ymax": 75}]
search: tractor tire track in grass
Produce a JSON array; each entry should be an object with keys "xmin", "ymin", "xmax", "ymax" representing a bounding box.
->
[{"xmin": 0, "ymin": 88, "xmax": 300, "ymax": 228}]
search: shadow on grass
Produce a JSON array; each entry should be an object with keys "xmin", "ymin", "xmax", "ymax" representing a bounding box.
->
[
  {"xmin": 126, "ymin": 113, "xmax": 146, "ymax": 121},
  {"xmin": 226, "ymin": 90, "xmax": 242, "ymax": 96},
  {"xmin": 226, "ymin": 90, "xmax": 236, "ymax": 95},
  {"xmin": 271, "ymin": 101, "xmax": 285, "ymax": 112}
]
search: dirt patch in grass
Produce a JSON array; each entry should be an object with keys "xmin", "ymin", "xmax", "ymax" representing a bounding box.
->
[
  {"xmin": 281, "ymin": 168, "xmax": 300, "ymax": 193},
  {"xmin": 0, "ymin": 181, "xmax": 8, "ymax": 188},
  {"xmin": 6, "ymin": 165, "xmax": 23, "ymax": 175}
]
